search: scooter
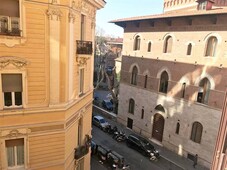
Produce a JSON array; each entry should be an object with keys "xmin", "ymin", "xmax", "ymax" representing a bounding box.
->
[
  {"xmin": 113, "ymin": 130, "xmax": 127, "ymax": 142},
  {"xmin": 149, "ymin": 150, "xmax": 160, "ymax": 161}
]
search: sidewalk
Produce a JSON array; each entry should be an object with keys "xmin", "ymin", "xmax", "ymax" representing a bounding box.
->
[{"xmin": 93, "ymin": 105, "xmax": 209, "ymax": 170}]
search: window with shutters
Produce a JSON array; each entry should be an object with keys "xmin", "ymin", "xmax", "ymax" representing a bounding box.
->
[
  {"xmin": 1, "ymin": 74, "xmax": 23, "ymax": 108},
  {"xmin": 190, "ymin": 122, "xmax": 203, "ymax": 143},
  {"xmin": 205, "ymin": 36, "xmax": 217, "ymax": 57},
  {"xmin": 0, "ymin": 0, "xmax": 21, "ymax": 36},
  {"xmin": 163, "ymin": 36, "xmax": 173, "ymax": 53},
  {"xmin": 128, "ymin": 98, "xmax": 135, "ymax": 114},
  {"xmin": 134, "ymin": 35, "xmax": 141, "ymax": 51},
  {"xmin": 6, "ymin": 138, "xmax": 25, "ymax": 168}
]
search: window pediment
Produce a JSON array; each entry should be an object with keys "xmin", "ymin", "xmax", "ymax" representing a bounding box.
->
[{"xmin": 0, "ymin": 56, "xmax": 28, "ymax": 69}]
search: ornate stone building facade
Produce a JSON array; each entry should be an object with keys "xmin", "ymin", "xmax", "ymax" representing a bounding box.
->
[
  {"xmin": 0, "ymin": 0, "xmax": 105, "ymax": 169},
  {"xmin": 111, "ymin": 0, "xmax": 227, "ymax": 168}
]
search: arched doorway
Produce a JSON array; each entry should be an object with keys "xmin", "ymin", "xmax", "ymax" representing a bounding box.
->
[{"xmin": 152, "ymin": 113, "xmax": 165, "ymax": 142}]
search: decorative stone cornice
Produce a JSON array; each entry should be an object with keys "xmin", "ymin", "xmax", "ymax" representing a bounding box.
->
[
  {"xmin": 47, "ymin": 7, "xmax": 62, "ymax": 21},
  {"xmin": 0, "ymin": 56, "xmax": 28, "ymax": 69}
]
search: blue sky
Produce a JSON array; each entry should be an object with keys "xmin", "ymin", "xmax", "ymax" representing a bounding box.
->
[{"xmin": 96, "ymin": 0, "xmax": 164, "ymax": 38}]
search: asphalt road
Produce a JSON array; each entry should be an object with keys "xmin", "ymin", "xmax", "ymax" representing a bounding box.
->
[{"xmin": 92, "ymin": 125, "xmax": 165, "ymax": 170}]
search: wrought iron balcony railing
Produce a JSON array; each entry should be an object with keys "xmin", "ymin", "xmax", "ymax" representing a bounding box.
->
[
  {"xmin": 74, "ymin": 135, "xmax": 91, "ymax": 160},
  {"xmin": 0, "ymin": 16, "xmax": 21, "ymax": 36},
  {"xmin": 76, "ymin": 40, "xmax": 92, "ymax": 55}
]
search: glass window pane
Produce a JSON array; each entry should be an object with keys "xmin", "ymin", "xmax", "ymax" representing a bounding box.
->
[
  {"xmin": 17, "ymin": 145, "xmax": 24, "ymax": 165},
  {"xmin": 4, "ymin": 92, "xmax": 12, "ymax": 106},
  {"xmin": 15, "ymin": 92, "xmax": 22, "ymax": 106},
  {"xmin": 7, "ymin": 146, "xmax": 15, "ymax": 167}
]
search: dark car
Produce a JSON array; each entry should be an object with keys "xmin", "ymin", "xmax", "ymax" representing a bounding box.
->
[
  {"xmin": 102, "ymin": 100, "xmax": 113, "ymax": 111},
  {"xmin": 126, "ymin": 134, "xmax": 160, "ymax": 159}
]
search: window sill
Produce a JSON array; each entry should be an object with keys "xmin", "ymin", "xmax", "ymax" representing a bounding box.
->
[{"xmin": 0, "ymin": 35, "xmax": 26, "ymax": 47}]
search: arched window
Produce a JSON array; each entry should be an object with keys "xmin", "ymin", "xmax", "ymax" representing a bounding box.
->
[
  {"xmin": 147, "ymin": 42, "xmax": 152, "ymax": 52},
  {"xmin": 187, "ymin": 43, "xmax": 192, "ymax": 55},
  {"xmin": 128, "ymin": 98, "xmax": 135, "ymax": 114},
  {"xmin": 144, "ymin": 75, "xmax": 148, "ymax": 88},
  {"xmin": 197, "ymin": 78, "xmax": 211, "ymax": 104},
  {"xmin": 131, "ymin": 66, "xmax": 138, "ymax": 85},
  {"xmin": 190, "ymin": 122, "xmax": 203, "ymax": 143},
  {"xmin": 163, "ymin": 36, "xmax": 173, "ymax": 53},
  {"xmin": 134, "ymin": 35, "xmax": 141, "ymax": 51},
  {"xmin": 205, "ymin": 36, "xmax": 217, "ymax": 57},
  {"xmin": 159, "ymin": 71, "xmax": 169, "ymax": 93},
  {"xmin": 175, "ymin": 122, "xmax": 180, "ymax": 134}
]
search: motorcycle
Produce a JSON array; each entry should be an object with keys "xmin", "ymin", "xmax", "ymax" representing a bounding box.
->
[
  {"xmin": 113, "ymin": 130, "xmax": 127, "ymax": 142},
  {"xmin": 108, "ymin": 125, "xmax": 118, "ymax": 135},
  {"xmin": 149, "ymin": 150, "xmax": 160, "ymax": 161}
]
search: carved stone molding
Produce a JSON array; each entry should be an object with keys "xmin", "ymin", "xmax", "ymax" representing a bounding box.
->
[
  {"xmin": 69, "ymin": 9, "xmax": 76, "ymax": 23},
  {"xmin": 76, "ymin": 57, "xmax": 89, "ymax": 66},
  {"xmin": 47, "ymin": 7, "xmax": 62, "ymax": 21},
  {"xmin": 0, "ymin": 56, "xmax": 28, "ymax": 69},
  {"xmin": 1, "ymin": 129, "xmax": 29, "ymax": 138}
]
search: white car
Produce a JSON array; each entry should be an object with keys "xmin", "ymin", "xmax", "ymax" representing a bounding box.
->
[{"xmin": 92, "ymin": 115, "xmax": 110, "ymax": 130}]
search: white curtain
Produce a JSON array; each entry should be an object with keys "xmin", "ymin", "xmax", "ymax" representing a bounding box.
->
[
  {"xmin": 17, "ymin": 145, "xmax": 24, "ymax": 165},
  {"xmin": 7, "ymin": 146, "xmax": 15, "ymax": 167}
]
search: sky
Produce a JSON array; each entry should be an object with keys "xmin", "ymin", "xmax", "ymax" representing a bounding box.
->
[{"xmin": 96, "ymin": 0, "xmax": 164, "ymax": 38}]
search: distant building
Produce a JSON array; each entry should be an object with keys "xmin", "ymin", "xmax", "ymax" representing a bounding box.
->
[
  {"xmin": 111, "ymin": 0, "xmax": 227, "ymax": 168},
  {"xmin": 0, "ymin": 0, "xmax": 105, "ymax": 169}
]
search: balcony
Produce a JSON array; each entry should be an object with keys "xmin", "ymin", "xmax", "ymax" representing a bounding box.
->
[
  {"xmin": 0, "ymin": 16, "xmax": 21, "ymax": 36},
  {"xmin": 74, "ymin": 135, "xmax": 91, "ymax": 160},
  {"xmin": 74, "ymin": 145, "xmax": 89, "ymax": 160},
  {"xmin": 76, "ymin": 40, "xmax": 93, "ymax": 55}
]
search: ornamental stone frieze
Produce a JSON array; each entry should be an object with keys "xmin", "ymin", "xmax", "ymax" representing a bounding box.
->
[
  {"xmin": 0, "ymin": 56, "xmax": 28, "ymax": 69},
  {"xmin": 46, "ymin": 6, "xmax": 62, "ymax": 21},
  {"xmin": 1, "ymin": 129, "xmax": 30, "ymax": 138}
]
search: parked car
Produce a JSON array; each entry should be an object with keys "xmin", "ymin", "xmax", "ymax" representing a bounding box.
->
[
  {"xmin": 107, "ymin": 150, "xmax": 125, "ymax": 169},
  {"xmin": 92, "ymin": 115, "xmax": 110, "ymax": 130},
  {"xmin": 102, "ymin": 100, "xmax": 113, "ymax": 111},
  {"xmin": 126, "ymin": 134, "xmax": 160, "ymax": 159}
]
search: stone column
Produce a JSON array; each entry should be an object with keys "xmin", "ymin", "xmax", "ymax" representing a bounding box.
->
[{"xmin": 47, "ymin": 7, "xmax": 62, "ymax": 105}]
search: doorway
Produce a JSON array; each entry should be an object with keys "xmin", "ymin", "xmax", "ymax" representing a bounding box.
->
[
  {"xmin": 152, "ymin": 113, "xmax": 165, "ymax": 142},
  {"xmin": 127, "ymin": 118, "xmax": 133, "ymax": 129}
]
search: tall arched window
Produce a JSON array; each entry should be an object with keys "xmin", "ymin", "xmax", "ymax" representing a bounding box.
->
[
  {"xmin": 190, "ymin": 122, "xmax": 203, "ymax": 143},
  {"xmin": 197, "ymin": 78, "xmax": 211, "ymax": 104},
  {"xmin": 131, "ymin": 66, "xmax": 138, "ymax": 85},
  {"xmin": 159, "ymin": 71, "xmax": 169, "ymax": 93},
  {"xmin": 147, "ymin": 42, "xmax": 152, "ymax": 52},
  {"xmin": 187, "ymin": 43, "xmax": 192, "ymax": 55},
  {"xmin": 205, "ymin": 36, "xmax": 217, "ymax": 57},
  {"xmin": 134, "ymin": 35, "xmax": 141, "ymax": 51},
  {"xmin": 128, "ymin": 98, "xmax": 135, "ymax": 114},
  {"xmin": 163, "ymin": 36, "xmax": 173, "ymax": 53}
]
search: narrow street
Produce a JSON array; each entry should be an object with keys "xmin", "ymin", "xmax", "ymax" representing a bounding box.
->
[{"xmin": 91, "ymin": 113, "xmax": 185, "ymax": 170}]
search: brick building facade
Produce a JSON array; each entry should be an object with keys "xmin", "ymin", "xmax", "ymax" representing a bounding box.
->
[{"xmin": 111, "ymin": 0, "xmax": 227, "ymax": 168}]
